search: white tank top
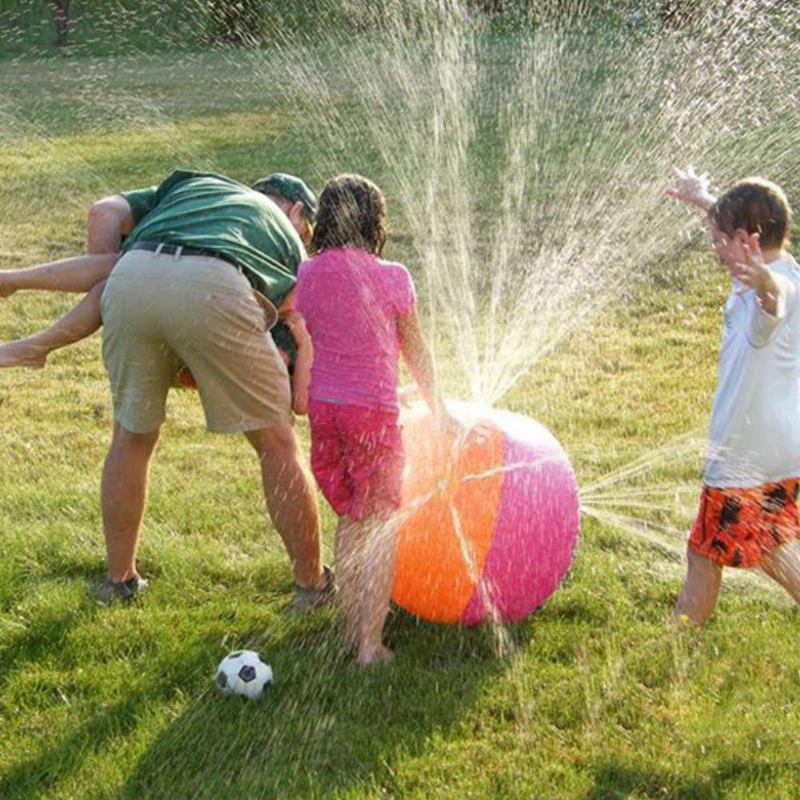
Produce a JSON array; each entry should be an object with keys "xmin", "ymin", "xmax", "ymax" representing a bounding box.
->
[{"xmin": 705, "ymin": 254, "xmax": 800, "ymax": 487}]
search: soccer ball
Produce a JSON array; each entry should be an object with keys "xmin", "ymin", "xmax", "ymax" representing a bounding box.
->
[{"xmin": 215, "ymin": 650, "xmax": 273, "ymax": 700}]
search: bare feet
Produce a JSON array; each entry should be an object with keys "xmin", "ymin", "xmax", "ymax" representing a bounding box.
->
[
  {"xmin": 356, "ymin": 644, "xmax": 394, "ymax": 667},
  {"xmin": 0, "ymin": 271, "xmax": 17, "ymax": 299},
  {"xmin": 0, "ymin": 338, "xmax": 49, "ymax": 369}
]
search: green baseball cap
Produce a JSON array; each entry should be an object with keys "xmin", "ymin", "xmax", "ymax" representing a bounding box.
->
[{"xmin": 251, "ymin": 173, "xmax": 317, "ymax": 222}]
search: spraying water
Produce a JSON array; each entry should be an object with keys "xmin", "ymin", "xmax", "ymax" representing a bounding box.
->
[
  {"xmin": 2, "ymin": 2, "xmax": 800, "ymax": 794},
  {"xmin": 255, "ymin": 0, "xmax": 800, "ymax": 405}
]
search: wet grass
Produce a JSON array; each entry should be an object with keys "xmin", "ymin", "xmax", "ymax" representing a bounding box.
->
[{"xmin": 2, "ymin": 42, "xmax": 800, "ymax": 800}]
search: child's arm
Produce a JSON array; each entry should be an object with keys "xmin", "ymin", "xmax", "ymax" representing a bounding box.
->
[
  {"xmin": 278, "ymin": 287, "xmax": 297, "ymax": 313},
  {"xmin": 0, "ymin": 253, "xmax": 118, "ymax": 298},
  {"xmin": 663, "ymin": 164, "xmax": 716, "ymax": 212},
  {"xmin": 736, "ymin": 233, "xmax": 783, "ymax": 318},
  {"xmin": 282, "ymin": 311, "xmax": 313, "ymax": 415},
  {"xmin": 397, "ymin": 309, "xmax": 460, "ymax": 432}
]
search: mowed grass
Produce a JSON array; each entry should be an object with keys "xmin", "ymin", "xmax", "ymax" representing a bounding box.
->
[{"xmin": 1, "ymin": 49, "xmax": 800, "ymax": 800}]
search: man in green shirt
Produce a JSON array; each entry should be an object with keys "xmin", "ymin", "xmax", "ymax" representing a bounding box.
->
[
  {"xmin": 120, "ymin": 170, "xmax": 308, "ymax": 308},
  {"xmin": 85, "ymin": 169, "xmax": 333, "ymax": 607}
]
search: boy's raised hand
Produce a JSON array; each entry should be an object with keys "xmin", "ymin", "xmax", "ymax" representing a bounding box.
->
[
  {"xmin": 735, "ymin": 233, "xmax": 779, "ymax": 314},
  {"xmin": 663, "ymin": 164, "xmax": 715, "ymax": 211},
  {"xmin": 734, "ymin": 232, "xmax": 767, "ymax": 289}
]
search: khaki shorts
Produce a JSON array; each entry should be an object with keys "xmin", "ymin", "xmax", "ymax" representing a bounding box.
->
[{"xmin": 101, "ymin": 250, "xmax": 292, "ymax": 434}]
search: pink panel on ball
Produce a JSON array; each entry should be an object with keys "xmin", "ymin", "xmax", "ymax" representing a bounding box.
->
[{"xmin": 461, "ymin": 411, "xmax": 579, "ymax": 624}]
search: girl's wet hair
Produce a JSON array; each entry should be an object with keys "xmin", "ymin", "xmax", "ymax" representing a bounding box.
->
[
  {"xmin": 709, "ymin": 178, "xmax": 792, "ymax": 249},
  {"xmin": 311, "ymin": 174, "xmax": 387, "ymax": 256}
]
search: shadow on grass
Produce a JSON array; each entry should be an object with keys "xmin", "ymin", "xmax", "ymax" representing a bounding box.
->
[
  {"xmin": 0, "ymin": 608, "xmax": 219, "ymax": 800},
  {"xmin": 1, "ymin": 694, "xmax": 146, "ymax": 798},
  {"xmin": 585, "ymin": 759, "xmax": 800, "ymax": 800},
  {"xmin": 0, "ymin": 583, "xmax": 101, "ymax": 687},
  {"xmin": 120, "ymin": 609, "xmax": 522, "ymax": 799}
]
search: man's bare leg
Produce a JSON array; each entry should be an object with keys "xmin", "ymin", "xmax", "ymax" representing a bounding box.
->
[
  {"xmin": 0, "ymin": 280, "xmax": 105, "ymax": 368},
  {"xmin": 244, "ymin": 424, "xmax": 325, "ymax": 590},
  {"xmin": 101, "ymin": 423, "xmax": 161, "ymax": 582},
  {"xmin": 0, "ymin": 253, "xmax": 117, "ymax": 298},
  {"xmin": 674, "ymin": 547, "xmax": 723, "ymax": 625}
]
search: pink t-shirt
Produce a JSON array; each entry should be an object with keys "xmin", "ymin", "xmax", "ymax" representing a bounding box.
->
[{"xmin": 296, "ymin": 246, "xmax": 416, "ymax": 411}]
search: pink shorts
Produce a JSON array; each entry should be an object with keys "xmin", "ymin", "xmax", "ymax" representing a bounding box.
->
[{"xmin": 308, "ymin": 400, "xmax": 404, "ymax": 521}]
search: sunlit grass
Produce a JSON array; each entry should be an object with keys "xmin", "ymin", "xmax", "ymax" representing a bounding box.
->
[{"xmin": 2, "ymin": 28, "xmax": 800, "ymax": 800}]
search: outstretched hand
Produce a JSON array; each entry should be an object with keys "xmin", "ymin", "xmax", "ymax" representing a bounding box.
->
[
  {"xmin": 733, "ymin": 233, "xmax": 779, "ymax": 314},
  {"xmin": 663, "ymin": 164, "xmax": 715, "ymax": 211}
]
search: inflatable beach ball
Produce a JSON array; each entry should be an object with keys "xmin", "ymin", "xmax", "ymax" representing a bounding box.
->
[{"xmin": 392, "ymin": 402, "xmax": 579, "ymax": 624}]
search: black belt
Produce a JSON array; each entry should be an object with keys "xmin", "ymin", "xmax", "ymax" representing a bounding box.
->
[{"xmin": 129, "ymin": 241, "xmax": 242, "ymax": 270}]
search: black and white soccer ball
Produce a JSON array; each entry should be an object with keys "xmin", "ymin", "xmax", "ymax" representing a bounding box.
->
[{"xmin": 215, "ymin": 650, "xmax": 273, "ymax": 700}]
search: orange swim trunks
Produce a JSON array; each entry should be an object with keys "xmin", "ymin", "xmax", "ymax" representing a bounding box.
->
[{"xmin": 689, "ymin": 478, "xmax": 800, "ymax": 568}]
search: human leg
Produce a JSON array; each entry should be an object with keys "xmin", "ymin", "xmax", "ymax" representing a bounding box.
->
[
  {"xmin": 244, "ymin": 424, "xmax": 325, "ymax": 591},
  {"xmin": 0, "ymin": 280, "xmax": 105, "ymax": 368},
  {"xmin": 101, "ymin": 422, "xmax": 161, "ymax": 582},
  {"xmin": 760, "ymin": 543, "xmax": 800, "ymax": 606},
  {"xmin": 335, "ymin": 516, "xmax": 363, "ymax": 650},
  {"xmin": 674, "ymin": 547, "xmax": 723, "ymax": 624},
  {"xmin": 334, "ymin": 515, "xmax": 395, "ymax": 663},
  {"xmin": 0, "ymin": 253, "xmax": 117, "ymax": 298},
  {"xmin": 0, "ymin": 250, "xmax": 117, "ymax": 367},
  {"xmin": 354, "ymin": 515, "xmax": 396, "ymax": 666},
  {"xmin": 154, "ymin": 254, "xmax": 325, "ymax": 593},
  {"xmin": 315, "ymin": 404, "xmax": 402, "ymax": 662},
  {"xmin": 99, "ymin": 252, "xmax": 181, "ymax": 586}
]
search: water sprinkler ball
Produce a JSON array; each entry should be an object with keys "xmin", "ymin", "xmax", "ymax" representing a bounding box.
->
[
  {"xmin": 392, "ymin": 402, "xmax": 579, "ymax": 625},
  {"xmin": 215, "ymin": 650, "xmax": 273, "ymax": 700}
]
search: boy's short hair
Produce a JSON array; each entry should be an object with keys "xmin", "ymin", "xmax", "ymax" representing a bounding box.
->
[{"xmin": 709, "ymin": 178, "xmax": 792, "ymax": 249}]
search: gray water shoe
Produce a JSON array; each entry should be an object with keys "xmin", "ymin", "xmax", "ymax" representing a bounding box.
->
[
  {"xmin": 98, "ymin": 575, "xmax": 149, "ymax": 605},
  {"xmin": 292, "ymin": 565, "xmax": 336, "ymax": 612}
]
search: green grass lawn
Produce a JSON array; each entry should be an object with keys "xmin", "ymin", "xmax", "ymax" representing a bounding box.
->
[{"xmin": 2, "ymin": 20, "xmax": 800, "ymax": 800}]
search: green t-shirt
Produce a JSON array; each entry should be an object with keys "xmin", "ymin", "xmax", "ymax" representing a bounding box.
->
[{"xmin": 122, "ymin": 169, "xmax": 306, "ymax": 307}]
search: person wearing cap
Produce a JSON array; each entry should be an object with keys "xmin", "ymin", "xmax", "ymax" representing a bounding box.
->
[{"xmin": 0, "ymin": 168, "xmax": 334, "ymax": 609}]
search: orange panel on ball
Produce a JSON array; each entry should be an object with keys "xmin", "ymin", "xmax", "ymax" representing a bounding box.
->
[{"xmin": 392, "ymin": 406, "xmax": 505, "ymax": 622}]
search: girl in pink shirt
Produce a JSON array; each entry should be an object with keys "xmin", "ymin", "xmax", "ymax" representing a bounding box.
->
[{"xmin": 295, "ymin": 174, "xmax": 457, "ymax": 666}]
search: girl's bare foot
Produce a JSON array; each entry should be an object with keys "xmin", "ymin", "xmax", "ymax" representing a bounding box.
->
[
  {"xmin": 0, "ymin": 338, "xmax": 49, "ymax": 369},
  {"xmin": 356, "ymin": 644, "xmax": 394, "ymax": 667}
]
